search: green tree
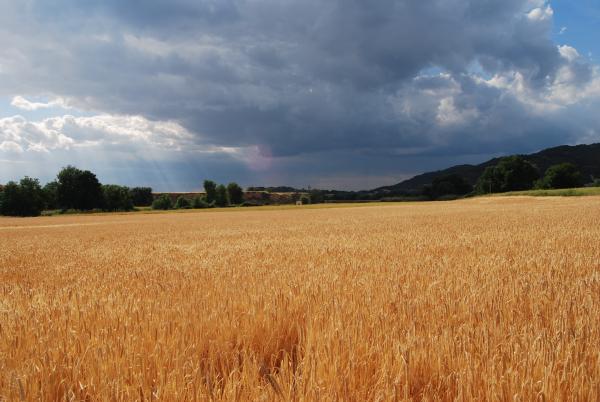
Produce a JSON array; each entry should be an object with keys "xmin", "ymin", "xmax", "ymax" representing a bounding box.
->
[
  {"xmin": 425, "ymin": 174, "xmax": 472, "ymax": 199},
  {"xmin": 152, "ymin": 194, "xmax": 172, "ymax": 210},
  {"xmin": 204, "ymin": 180, "xmax": 217, "ymax": 203},
  {"xmin": 57, "ymin": 166, "xmax": 103, "ymax": 210},
  {"xmin": 0, "ymin": 177, "xmax": 45, "ymax": 216},
  {"xmin": 536, "ymin": 163, "xmax": 583, "ymax": 189},
  {"xmin": 42, "ymin": 180, "xmax": 59, "ymax": 210},
  {"xmin": 227, "ymin": 182, "xmax": 244, "ymax": 205},
  {"xmin": 102, "ymin": 185, "xmax": 134, "ymax": 211},
  {"xmin": 475, "ymin": 156, "xmax": 539, "ymax": 194},
  {"xmin": 174, "ymin": 196, "xmax": 191, "ymax": 209},
  {"xmin": 130, "ymin": 187, "xmax": 153, "ymax": 206},
  {"xmin": 215, "ymin": 184, "xmax": 229, "ymax": 207}
]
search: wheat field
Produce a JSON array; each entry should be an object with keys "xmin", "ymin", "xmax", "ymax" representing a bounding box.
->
[{"xmin": 0, "ymin": 197, "xmax": 599, "ymax": 401}]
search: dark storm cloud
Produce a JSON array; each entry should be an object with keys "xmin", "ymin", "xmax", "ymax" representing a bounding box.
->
[{"xmin": 1, "ymin": 0, "xmax": 599, "ymax": 189}]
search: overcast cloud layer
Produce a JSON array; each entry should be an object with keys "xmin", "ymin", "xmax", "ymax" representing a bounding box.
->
[{"xmin": 1, "ymin": 0, "xmax": 599, "ymax": 190}]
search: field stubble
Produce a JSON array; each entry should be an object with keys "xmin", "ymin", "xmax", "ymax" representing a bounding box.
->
[{"xmin": 0, "ymin": 197, "xmax": 599, "ymax": 401}]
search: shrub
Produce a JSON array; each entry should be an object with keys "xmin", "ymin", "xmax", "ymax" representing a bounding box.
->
[
  {"xmin": 174, "ymin": 196, "xmax": 191, "ymax": 209},
  {"xmin": 0, "ymin": 177, "xmax": 45, "ymax": 217},
  {"xmin": 300, "ymin": 195, "xmax": 311, "ymax": 204},
  {"xmin": 102, "ymin": 185, "xmax": 134, "ymax": 212},
  {"xmin": 536, "ymin": 163, "xmax": 583, "ymax": 189},
  {"xmin": 192, "ymin": 196, "xmax": 211, "ymax": 209},
  {"xmin": 152, "ymin": 194, "xmax": 172, "ymax": 210}
]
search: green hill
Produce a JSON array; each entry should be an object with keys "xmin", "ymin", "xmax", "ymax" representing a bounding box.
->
[{"xmin": 376, "ymin": 143, "xmax": 600, "ymax": 193}]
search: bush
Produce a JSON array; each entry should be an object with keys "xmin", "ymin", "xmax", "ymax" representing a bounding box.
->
[
  {"xmin": 152, "ymin": 194, "xmax": 172, "ymax": 210},
  {"xmin": 102, "ymin": 184, "xmax": 134, "ymax": 212},
  {"xmin": 0, "ymin": 177, "xmax": 45, "ymax": 217},
  {"xmin": 536, "ymin": 163, "xmax": 583, "ymax": 189},
  {"xmin": 192, "ymin": 196, "xmax": 211, "ymax": 209},
  {"xmin": 130, "ymin": 187, "xmax": 153, "ymax": 206},
  {"xmin": 174, "ymin": 196, "xmax": 191, "ymax": 209},
  {"xmin": 300, "ymin": 195, "xmax": 311, "ymax": 204}
]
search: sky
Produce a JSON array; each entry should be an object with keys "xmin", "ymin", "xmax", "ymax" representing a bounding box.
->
[{"xmin": 1, "ymin": 0, "xmax": 599, "ymax": 191}]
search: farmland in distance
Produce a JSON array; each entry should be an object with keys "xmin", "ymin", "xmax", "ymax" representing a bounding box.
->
[{"xmin": 1, "ymin": 197, "xmax": 599, "ymax": 401}]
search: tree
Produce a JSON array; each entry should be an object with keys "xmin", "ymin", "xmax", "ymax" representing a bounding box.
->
[
  {"xmin": 215, "ymin": 184, "xmax": 229, "ymax": 207},
  {"xmin": 0, "ymin": 177, "xmax": 45, "ymax": 216},
  {"xmin": 57, "ymin": 166, "xmax": 103, "ymax": 210},
  {"xmin": 130, "ymin": 187, "xmax": 153, "ymax": 206},
  {"xmin": 152, "ymin": 194, "xmax": 172, "ymax": 210},
  {"xmin": 174, "ymin": 196, "xmax": 191, "ymax": 209},
  {"xmin": 536, "ymin": 163, "xmax": 583, "ymax": 189},
  {"xmin": 475, "ymin": 166, "xmax": 503, "ymax": 194},
  {"xmin": 204, "ymin": 180, "xmax": 217, "ymax": 203},
  {"xmin": 475, "ymin": 156, "xmax": 539, "ymax": 194},
  {"xmin": 300, "ymin": 194, "xmax": 311, "ymax": 205},
  {"xmin": 102, "ymin": 185, "xmax": 134, "ymax": 211},
  {"xmin": 424, "ymin": 174, "xmax": 472, "ymax": 199},
  {"xmin": 42, "ymin": 180, "xmax": 59, "ymax": 210},
  {"xmin": 227, "ymin": 182, "xmax": 244, "ymax": 205}
]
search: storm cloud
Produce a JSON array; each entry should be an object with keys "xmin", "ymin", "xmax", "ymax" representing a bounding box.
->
[{"xmin": 1, "ymin": 0, "xmax": 599, "ymax": 189}]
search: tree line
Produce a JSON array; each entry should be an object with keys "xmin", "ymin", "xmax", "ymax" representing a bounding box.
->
[
  {"xmin": 422, "ymin": 157, "xmax": 591, "ymax": 200},
  {"xmin": 0, "ymin": 166, "xmax": 152, "ymax": 217},
  {"xmin": 151, "ymin": 180, "xmax": 244, "ymax": 210},
  {"xmin": 1, "ymin": 158, "xmax": 595, "ymax": 216}
]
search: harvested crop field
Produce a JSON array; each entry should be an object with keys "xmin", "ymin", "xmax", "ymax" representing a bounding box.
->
[{"xmin": 1, "ymin": 197, "xmax": 599, "ymax": 401}]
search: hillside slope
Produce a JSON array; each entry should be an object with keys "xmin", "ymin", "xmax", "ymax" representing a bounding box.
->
[{"xmin": 376, "ymin": 143, "xmax": 600, "ymax": 192}]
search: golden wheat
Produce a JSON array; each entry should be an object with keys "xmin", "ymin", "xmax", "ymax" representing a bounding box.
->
[{"xmin": 1, "ymin": 196, "xmax": 599, "ymax": 401}]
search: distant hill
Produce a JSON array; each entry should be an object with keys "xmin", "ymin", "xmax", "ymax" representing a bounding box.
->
[{"xmin": 376, "ymin": 143, "xmax": 600, "ymax": 193}]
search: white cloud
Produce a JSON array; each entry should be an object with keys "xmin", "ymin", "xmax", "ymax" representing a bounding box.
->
[
  {"xmin": 0, "ymin": 113, "xmax": 228, "ymax": 155},
  {"xmin": 527, "ymin": 5, "xmax": 554, "ymax": 22},
  {"xmin": 559, "ymin": 27, "xmax": 567, "ymax": 35},
  {"xmin": 436, "ymin": 97, "xmax": 479, "ymax": 127},
  {"xmin": 0, "ymin": 141, "xmax": 24, "ymax": 153},
  {"xmin": 558, "ymin": 45, "xmax": 580, "ymax": 62},
  {"xmin": 10, "ymin": 96, "xmax": 71, "ymax": 111}
]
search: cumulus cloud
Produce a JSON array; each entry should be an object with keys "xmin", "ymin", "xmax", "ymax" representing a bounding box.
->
[
  {"xmin": 0, "ymin": 113, "xmax": 204, "ymax": 153},
  {"xmin": 10, "ymin": 96, "xmax": 71, "ymax": 111},
  {"xmin": 527, "ymin": 5, "xmax": 554, "ymax": 22},
  {"xmin": 0, "ymin": 0, "xmax": 599, "ymax": 189},
  {"xmin": 558, "ymin": 45, "xmax": 580, "ymax": 62}
]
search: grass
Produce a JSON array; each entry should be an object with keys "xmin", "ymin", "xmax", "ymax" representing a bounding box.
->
[
  {"xmin": 1, "ymin": 196, "xmax": 599, "ymax": 400},
  {"xmin": 497, "ymin": 186, "xmax": 600, "ymax": 197}
]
